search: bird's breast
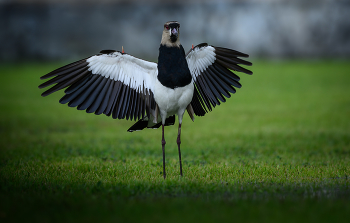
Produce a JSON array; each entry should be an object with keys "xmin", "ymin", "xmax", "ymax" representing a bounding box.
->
[
  {"xmin": 157, "ymin": 44, "xmax": 192, "ymax": 89},
  {"xmin": 154, "ymin": 79, "xmax": 194, "ymax": 116}
]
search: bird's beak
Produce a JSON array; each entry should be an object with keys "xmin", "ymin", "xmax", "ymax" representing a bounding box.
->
[
  {"xmin": 171, "ymin": 28, "xmax": 178, "ymax": 37},
  {"xmin": 170, "ymin": 28, "xmax": 178, "ymax": 42}
]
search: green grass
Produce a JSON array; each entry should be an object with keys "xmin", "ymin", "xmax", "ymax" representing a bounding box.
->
[{"xmin": 0, "ymin": 60, "xmax": 350, "ymax": 222}]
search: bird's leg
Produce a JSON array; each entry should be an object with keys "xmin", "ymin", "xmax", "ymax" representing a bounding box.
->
[
  {"xmin": 177, "ymin": 123, "xmax": 183, "ymax": 176},
  {"xmin": 161, "ymin": 124, "xmax": 166, "ymax": 179}
]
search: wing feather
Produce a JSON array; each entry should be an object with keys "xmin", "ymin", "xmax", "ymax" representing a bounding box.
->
[
  {"xmin": 95, "ymin": 78, "xmax": 113, "ymax": 115},
  {"xmin": 113, "ymin": 82, "xmax": 126, "ymax": 119},
  {"xmin": 77, "ymin": 75, "xmax": 105, "ymax": 110},
  {"xmin": 87, "ymin": 78, "xmax": 111, "ymax": 114},
  {"xmin": 40, "ymin": 59, "xmax": 89, "ymax": 80},
  {"xmin": 39, "ymin": 51, "xmax": 158, "ymax": 122},
  {"xmin": 191, "ymin": 87, "xmax": 207, "ymax": 116},
  {"xmin": 121, "ymin": 84, "xmax": 131, "ymax": 119},
  {"xmin": 68, "ymin": 75, "xmax": 100, "ymax": 108},
  {"xmin": 207, "ymin": 66, "xmax": 236, "ymax": 94},
  {"xmin": 205, "ymin": 68, "xmax": 230, "ymax": 99},
  {"xmin": 64, "ymin": 72, "xmax": 93, "ymax": 95},
  {"xmin": 196, "ymin": 75, "xmax": 215, "ymax": 109},
  {"xmin": 186, "ymin": 43, "xmax": 252, "ymax": 116},
  {"xmin": 105, "ymin": 81, "xmax": 122, "ymax": 116},
  {"xmin": 201, "ymin": 71, "xmax": 223, "ymax": 104}
]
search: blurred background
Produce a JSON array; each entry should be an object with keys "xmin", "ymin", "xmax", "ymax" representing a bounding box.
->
[
  {"xmin": 1, "ymin": 2, "xmax": 350, "ymax": 221},
  {"xmin": 1, "ymin": 0, "xmax": 350, "ymax": 62}
]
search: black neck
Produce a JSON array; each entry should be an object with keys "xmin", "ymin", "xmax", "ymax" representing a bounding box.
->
[{"xmin": 157, "ymin": 44, "xmax": 192, "ymax": 89}]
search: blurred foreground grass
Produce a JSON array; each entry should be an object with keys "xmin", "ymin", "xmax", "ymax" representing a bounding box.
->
[{"xmin": 0, "ymin": 60, "xmax": 349, "ymax": 222}]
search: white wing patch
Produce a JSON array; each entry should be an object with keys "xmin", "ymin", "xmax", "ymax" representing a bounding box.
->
[
  {"xmin": 87, "ymin": 52, "xmax": 157, "ymax": 93},
  {"xmin": 186, "ymin": 46, "xmax": 216, "ymax": 81}
]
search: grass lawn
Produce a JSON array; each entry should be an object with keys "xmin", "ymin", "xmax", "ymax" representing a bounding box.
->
[{"xmin": 0, "ymin": 60, "xmax": 349, "ymax": 222}]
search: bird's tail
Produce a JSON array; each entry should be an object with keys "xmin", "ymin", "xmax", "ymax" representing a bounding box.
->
[{"xmin": 127, "ymin": 115, "xmax": 175, "ymax": 132}]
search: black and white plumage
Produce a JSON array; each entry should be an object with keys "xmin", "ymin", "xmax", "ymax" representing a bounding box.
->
[{"xmin": 39, "ymin": 21, "xmax": 252, "ymax": 179}]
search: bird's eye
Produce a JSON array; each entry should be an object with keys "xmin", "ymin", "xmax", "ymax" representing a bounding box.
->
[{"xmin": 165, "ymin": 25, "xmax": 170, "ymax": 30}]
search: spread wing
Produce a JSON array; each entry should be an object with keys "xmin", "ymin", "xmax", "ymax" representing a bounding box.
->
[
  {"xmin": 39, "ymin": 50, "xmax": 158, "ymax": 121},
  {"xmin": 186, "ymin": 43, "xmax": 253, "ymax": 116}
]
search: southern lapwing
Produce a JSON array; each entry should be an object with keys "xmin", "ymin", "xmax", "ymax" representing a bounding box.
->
[{"xmin": 39, "ymin": 21, "xmax": 253, "ymax": 179}]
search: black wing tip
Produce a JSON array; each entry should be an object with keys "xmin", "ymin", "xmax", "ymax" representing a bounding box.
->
[
  {"xmin": 38, "ymin": 83, "xmax": 46, "ymax": 89},
  {"xmin": 214, "ymin": 46, "xmax": 250, "ymax": 58},
  {"xmin": 244, "ymin": 68, "xmax": 253, "ymax": 75},
  {"xmin": 40, "ymin": 91, "xmax": 51, "ymax": 97},
  {"xmin": 241, "ymin": 68, "xmax": 253, "ymax": 75},
  {"xmin": 241, "ymin": 60, "xmax": 253, "ymax": 66},
  {"xmin": 40, "ymin": 74, "xmax": 53, "ymax": 80},
  {"xmin": 39, "ymin": 59, "xmax": 89, "ymax": 80}
]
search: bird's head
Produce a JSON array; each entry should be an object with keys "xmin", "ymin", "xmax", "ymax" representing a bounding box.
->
[{"xmin": 161, "ymin": 21, "xmax": 181, "ymax": 47}]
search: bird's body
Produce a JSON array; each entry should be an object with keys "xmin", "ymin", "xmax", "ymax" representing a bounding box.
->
[
  {"xmin": 158, "ymin": 44, "xmax": 192, "ymax": 89},
  {"xmin": 39, "ymin": 21, "xmax": 252, "ymax": 179},
  {"xmin": 156, "ymin": 42, "xmax": 193, "ymax": 126},
  {"xmin": 154, "ymin": 79, "xmax": 193, "ymax": 122}
]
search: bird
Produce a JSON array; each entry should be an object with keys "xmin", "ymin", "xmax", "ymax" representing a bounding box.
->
[{"xmin": 39, "ymin": 21, "xmax": 253, "ymax": 179}]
